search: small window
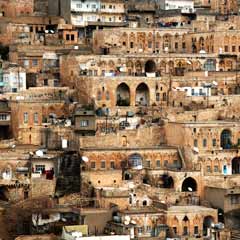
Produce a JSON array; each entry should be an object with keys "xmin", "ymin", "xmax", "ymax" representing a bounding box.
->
[
  {"xmin": 232, "ymin": 46, "xmax": 236, "ymax": 52},
  {"xmin": 146, "ymin": 160, "xmax": 151, "ymax": 168},
  {"xmin": 212, "ymin": 138, "xmax": 216, "ymax": 147},
  {"xmin": 214, "ymin": 165, "xmax": 219, "ymax": 172},
  {"xmin": 32, "ymin": 59, "xmax": 38, "ymax": 66},
  {"xmin": 156, "ymin": 160, "xmax": 161, "ymax": 168},
  {"xmin": 183, "ymin": 226, "xmax": 188, "ymax": 235},
  {"xmin": 123, "ymin": 41, "xmax": 126, "ymax": 46},
  {"xmin": 101, "ymin": 160, "xmax": 106, "ymax": 169},
  {"xmin": 225, "ymin": 46, "xmax": 228, "ymax": 52},
  {"xmin": 80, "ymin": 120, "xmax": 89, "ymax": 127},
  {"xmin": 130, "ymin": 42, "xmax": 134, "ymax": 48},
  {"xmin": 34, "ymin": 112, "xmax": 38, "ymax": 124},
  {"xmin": 24, "ymin": 112, "xmax": 28, "ymax": 124},
  {"xmin": 203, "ymin": 139, "xmax": 207, "ymax": 147},
  {"xmin": 71, "ymin": 34, "xmax": 75, "ymax": 41},
  {"xmin": 164, "ymin": 160, "xmax": 168, "ymax": 167},
  {"xmin": 207, "ymin": 165, "xmax": 211, "ymax": 172},
  {"xmin": 156, "ymin": 92, "xmax": 160, "ymax": 101},
  {"xmin": 173, "ymin": 227, "xmax": 177, "ymax": 234},
  {"xmin": 194, "ymin": 139, "xmax": 198, "ymax": 147},
  {"xmin": 194, "ymin": 226, "xmax": 199, "ymax": 234},
  {"xmin": 110, "ymin": 161, "xmax": 115, "ymax": 169},
  {"xmin": 90, "ymin": 161, "xmax": 96, "ymax": 169},
  {"xmin": 44, "ymin": 79, "xmax": 48, "ymax": 86},
  {"xmin": 66, "ymin": 34, "xmax": 70, "ymax": 41}
]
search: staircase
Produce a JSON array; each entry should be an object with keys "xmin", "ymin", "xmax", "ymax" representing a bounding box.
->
[{"xmin": 231, "ymin": 230, "xmax": 240, "ymax": 240}]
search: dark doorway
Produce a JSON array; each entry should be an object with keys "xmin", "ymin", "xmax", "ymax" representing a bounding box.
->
[
  {"xmin": 181, "ymin": 177, "xmax": 197, "ymax": 192},
  {"xmin": 145, "ymin": 60, "xmax": 156, "ymax": 73},
  {"xmin": 203, "ymin": 216, "xmax": 214, "ymax": 236},
  {"xmin": 135, "ymin": 83, "xmax": 150, "ymax": 106},
  {"xmin": 116, "ymin": 83, "xmax": 130, "ymax": 106}
]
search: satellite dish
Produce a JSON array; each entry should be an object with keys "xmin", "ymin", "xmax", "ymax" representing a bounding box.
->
[
  {"xmin": 212, "ymin": 81, "xmax": 218, "ymax": 86},
  {"xmin": 188, "ymin": 187, "xmax": 193, "ymax": 192},
  {"xmin": 82, "ymin": 156, "xmax": 89, "ymax": 162}
]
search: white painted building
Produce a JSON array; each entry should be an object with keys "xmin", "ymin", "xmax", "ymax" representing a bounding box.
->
[
  {"xmin": 175, "ymin": 86, "xmax": 211, "ymax": 97},
  {"xmin": 1, "ymin": 63, "xmax": 26, "ymax": 93},
  {"xmin": 71, "ymin": 0, "xmax": 100, "ymax": 26},
  {"xmin": 70, "ymin": 0, "xmax": 125, "ymax": 26},
  {"xmin": 160, "ymin": 0, "xmax": 195, "ymax": 13}
]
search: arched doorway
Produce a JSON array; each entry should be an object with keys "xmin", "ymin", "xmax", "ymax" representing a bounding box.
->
[
  {"xmin": 161, "ymin": 174, "xmax": 174, "ymax": 188},
  {"xmin": 145, "ymin": 60, "xmax": 156, "ymax": 73},
  {"xmin": 220, "ymin": 129, "xmax": 231, "ymax": 149},
  {"xmin": 232, "ymin": 157, "xmax": 240, "ymax": 174},
  {"xmin": 135, "ymin": 83, "xmax": 149, "ymax": 106},
  {"xmin": 181, "ymin": 177, "xmax": 197, "ymax": 192},
  {"xmin": 203, "ymin": 216, "xmax": 214, "ymax": 236},
  {"xmin": 116, "ymin": 83, "xmax": 130, "ymax": 106}
]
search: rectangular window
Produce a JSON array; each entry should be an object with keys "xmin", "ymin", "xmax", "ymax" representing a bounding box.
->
[
  {"xmin": 203, "ymin": 139, "xmax": 207, "ymax": 147},
  {"xmin": 24, "ymin": 112, "xmax": 28, "ymax": 124},
  {"xmin": 32, "ymin": 59, "xmax": 38, "ymax": 66},
  {"xmin": 156, "ymin": 93, "xmax": 160, "ymax": 101},
  {"xmin": 156, "ymin": 160, "xmax": 161, "ymax": 168},
  {"xmin": 44, "ymin": 79, "xmax": 48, "ymax": 86},
  {"xmin": 34, "ymin": 112, "xmax": 38, "ymax": 124},
  {"xmin": 207, "ymin": 165, "xmax": 211, "ymax": 172},
  {"xmin": 80, "ymin": 120, "xmax": 89, "ymax": 127},
  {"xmin": 130, "ymin": 42, "xmax": 134, "ymax": 48},
  {"xmin": 225, "ymin": 46, "xmax": 228, "ymax": 52},
  {"xmin": 175, "ymin": 42, "xmax": 178, "ymax": 49},
  {"xmin": 164, "ymin": 160, "xmax": 168, "ymax": 167},
  {"xmin": 212, "ymin": 138, "xmax": 216, "ymax": 147},
  {"xmin": 23, "ymin": 60, "xmax": 29, "ymax": 67},
  {"xmin": 71, "ymin": 34, "xmax": 75, "ymax": 41},
  {"xmin": 0, "ymin": 114, "xmax": 7, "ymax": 120},
  {"xmin": 110, "ymin": 161, "xmax": 115, "ymax": 169},
  {"xmin": 214, "ymin": 165, "xmax": 219, "ymax": 172},
  {"xmin": 183, "ymin": 226, "xmax": 188, "ymax": 235},
  {"xmin": 90, "ymin": 161, "xmax": 96, "ymax": 169},
  {"xmin": 101, "ymin": 160, "xmax": 106, "ymax": 169},
  {"xmin": 194, "ymin": 139, "xmax": 198, "ymax": 147},
  {"xmin": 194, "ymin": 226, "xmax": 199, "ymax": 234},
  {"xmin": 232, "ymin": 46, "xmax": 236, "ymax": 52},
  {"xmin": 146, "ymin": 160, "xmax": 151, "ymax": 168},
  {"xmin": 148, "ymin": 41, "xmax": 152, "ymax": 48},
  {"xmin": 173, "ymin": 227, "xmax": 177, "ymax": 234}
]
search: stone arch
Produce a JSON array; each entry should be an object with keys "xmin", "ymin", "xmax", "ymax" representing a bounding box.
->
[
  {"xmin": 220, "ymin": 129, "xmax": 232, "ymax": 149},
  {"xmin": 135, "ymin": 83, "xmax": 150, "ymax": 106},
  {"xmin": 181, "ymin": 177, "xmax": 197, "ymax": 192},
  {"xmin": 145, "ymin": 60, "xmax": 156, "ymax": 73},
  {"xmin": 232, "ymin": 157, "xmax": 240, "ymax": 174},
  {"xmin": 116, "ymin": 83, "xmax": 130, "ymax": 106}
]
